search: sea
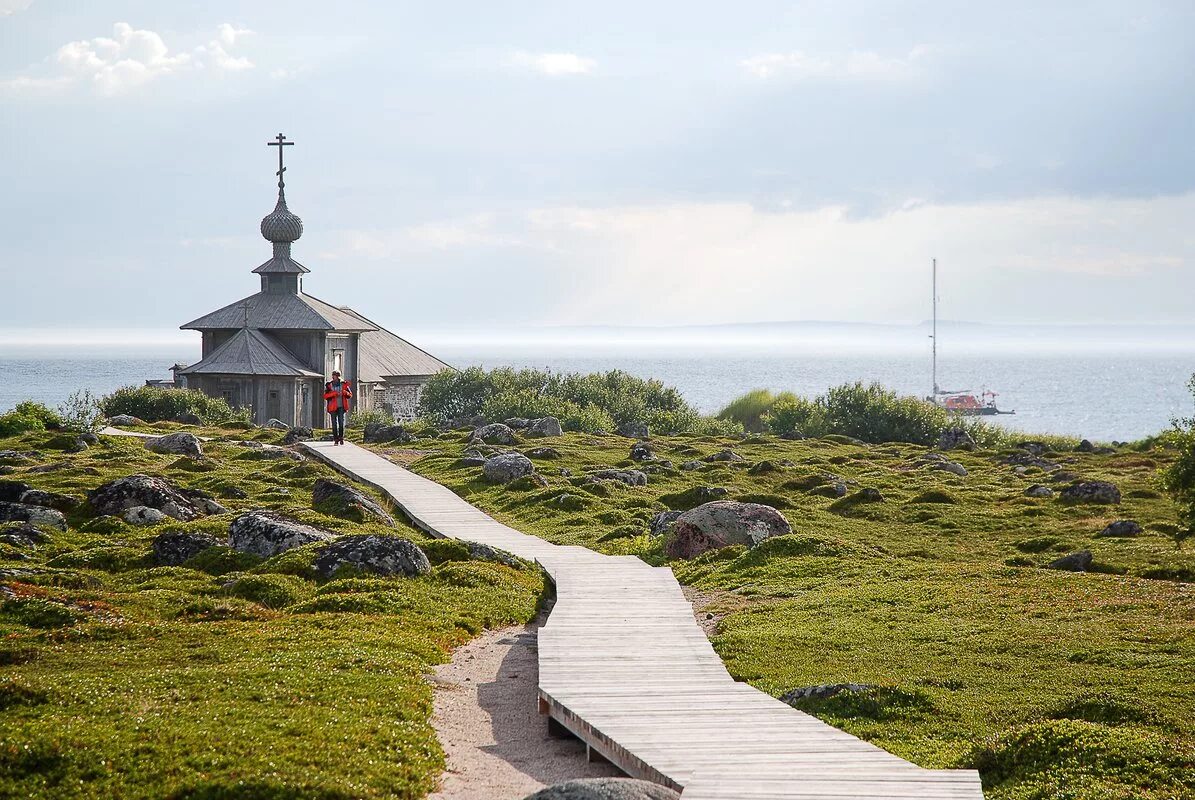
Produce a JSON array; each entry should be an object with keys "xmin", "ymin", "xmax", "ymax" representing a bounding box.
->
[{"xmin": 2, "ymin": 326, "xmax": 1193, "ymax": 442}]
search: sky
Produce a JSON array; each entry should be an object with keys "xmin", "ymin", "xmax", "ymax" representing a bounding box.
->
[{"xmin": 1, "ymin": 0, "xmax": 1194, "ymax": 340}]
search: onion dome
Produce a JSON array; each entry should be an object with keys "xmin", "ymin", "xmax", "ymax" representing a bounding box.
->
[{"xmin": 260, "ymin": 189, "xmax": 304, "ymax": 244}]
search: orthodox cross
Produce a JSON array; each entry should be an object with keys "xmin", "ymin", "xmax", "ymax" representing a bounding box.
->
[{"xmin": 267, "ymin": 133, "xmax": 294, "ymax": 190}]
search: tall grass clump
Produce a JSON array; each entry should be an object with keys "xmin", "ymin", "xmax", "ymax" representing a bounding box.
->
[
  {"xmin": 718, "ymin": 389, "xmax": 800, "ymax": 433},
  {"xmin": 100, "ymin": 386, "xmax": 250, "ymax": 425}
]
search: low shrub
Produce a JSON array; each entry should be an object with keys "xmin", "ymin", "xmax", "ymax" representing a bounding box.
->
[
  {"xmin": 100, "ymin": 386, "xmax": 251, "ymax": 425},
  {"xmin": 0, "ymin": 400, "xmax": 64, "ymax": 437},
  {"xmin": 718, "ymin": 389, "xmax": 795, "ymax": 433},
  {"xmin": 224, "ymin": 574, "xmax": 311, "ymax": 609}
]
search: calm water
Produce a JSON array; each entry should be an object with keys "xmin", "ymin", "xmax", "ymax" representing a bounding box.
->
[{"xmin": 2, "ymin": 344, "xmax": 1193, "ymax": 441}]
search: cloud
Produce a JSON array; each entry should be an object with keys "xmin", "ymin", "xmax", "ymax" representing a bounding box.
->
[
  {"xmin": 0, "ymin": 0, "xmax": 33, "ymax": 16},
  {"xmin": 510, "ymin": 50, "xmax": 595, "ymax": 76},
  {"xmin": 2, "ymin": 21, "xmax": 255, "ymax": 95},
  {"xmin": 741, "ymin": 46, "xmax": 928, "ymax": 80}
]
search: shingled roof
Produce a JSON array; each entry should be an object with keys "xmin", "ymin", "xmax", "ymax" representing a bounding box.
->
[
  {"xmin": 180, "ymin": 292, "xmax": 377, "ymax": 332},
  {"xmin": 178, "ymin": 328, "xmax": 323, "ymax": 377},
  {"xmin": 348, "ymin": 308, "xmax": 453, "ymax": 381}
]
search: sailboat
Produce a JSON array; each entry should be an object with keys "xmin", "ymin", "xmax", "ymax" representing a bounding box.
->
[{"xmin": 927, "ymin": 258, "xmax": 1014, "ymax": 416}]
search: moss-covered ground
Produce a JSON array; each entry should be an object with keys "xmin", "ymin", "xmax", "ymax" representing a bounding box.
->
[
  {"xmin": 0, "ymin": 424, "xmax": 545, "ymax": 799},
  {"xmin": 399, "ymin": 427, "xmax": 1194, "ymax": 800}
]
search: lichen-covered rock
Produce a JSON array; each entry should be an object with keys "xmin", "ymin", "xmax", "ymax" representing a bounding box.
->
[
  {"xmin": 1097, "ymin": 519, "xmax": 1142, "ymax": 538},
  {"xmin": 1024, "ymin": 485, "xmax": 1054, "ymax": 498},
  {"xmin": 0, "ymin": 522, "xmax": 50, "ymax": 548},
  {"xmin": 1047, "ymin": 550, "xmax": 1093, "ymax": 572},
  {"xmin": 282, "ymin": 426, "xmax": 313, "ymax": 444},
  {"xmin": 89, "ymin": 474, "xmax": 208, "ymax": 521},
  {"xmin": 523, "ymin": 778, "xmax": 680, "ymax": 800},
  {"xmin": 471, "ymin": 423, "xmax": 518, "ymax": 446},
  {"xmin": 264, "ymin": 418, "xmax": 290, "ymax": 430},
  {"xmin": 152, "ymin": 529, "xmax": 220, "ymax": 565},
  {"xmin": 483, "ymin": 452, "xmax": 535, "ymax": 484},
  {"xmin": 1060, "ymin": 481, "xmax": 1121, "ymax": 505},
  {"xmin": 649, "ymin": 510, "xmax": 682, "ymax": 536},
  {"xmin": 503, "ymin": 417, "xmax": 531, "ymax": 430},
  {"xmin": 228, "ymin": 511, "xmax": 337, "ymax": 558},
  {"xmin": 938, "ymin": 428, "xmax": 976, "ymax": 451},
  {"xmin": 679, "ymin": 460, "xmax": 703, "ymax": 471},
  {"xmin": 312, "ymin": 478, "xmax": 395, "ymax": 526},
  {"xmin": 526, "ymin": 446, "xmax": 561, "ymax": 460},
  {"xmin": 312, "ymin": 534, "xmax": 430, "ymax": 580},
  {"xmin": 464, "ymin": 541, "xmax": 526, "ymax": 569},
  {"xmin": 588, "ymin": 469, "xmax": 648, "ymax": 487},
  {"xmin": 144, "ymin": 432, "xmax": 203, "ymax": 459},
  {"xmin": 459, "ymin": 454, "xmax": 488, "ymax": 467},
  {"xmin": 703, "ymin": 449, "xmax": 744, "ymax": 463},
  {"xmin": 18, "ymin": 489, "xmax": 81, "ymax": 512},
  {"xmin": 363, "ymin": 423, "xmax": 414, "ymax": 444},
  {"xmin": 108, "ymin": 414, "xmax": 146, "ymax": 427},
  {"xmin": 122, "ymin": 506, "xmax": 169, "ymax": 526},
  {"xmin": 0, "ymin": 501, "xmax": 67, "ymax": 531},
  {"xmin": 526, "ymin": 417, "xmax": 563, "ymax": 438},
  {"xmin": 629, "ymin": 441, "xmax": 655, "ymax": 462},
  {"xmin": 0, "ymin": 480, "xmax": 31, "ymax": 502},
  {"xmin": 664, "ymin": 501, "xmax": 792, "ymax": 559},
  {"xmin": 615, "ymin": 421, "xmax": 649, "ymax": 440},
  {"xmin": 934, "ymin": 461, "xmax": 968, "ymax": 477}
]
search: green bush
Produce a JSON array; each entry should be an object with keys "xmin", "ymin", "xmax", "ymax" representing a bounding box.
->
[
  {"xmin": 57, "ymin": 390, "xmax": 103, "ymax": 433},
  {"xmin": 764, "ymin": 394, "xmax": 824, "ymax": 438},
  {"xmin": 347, "ymin": 408, "xmax": 394, "ymax": 430},
  {"xmin": 718, "ymin": 389, "xmax": 791, "ymax": 433},
  {"xmin": 100, "ymin": 386, "xmax": 250, "ymax": 425},
  {"xmin": 1159, "ymin": 376, "xmax": 1195, "ymax": 549}
]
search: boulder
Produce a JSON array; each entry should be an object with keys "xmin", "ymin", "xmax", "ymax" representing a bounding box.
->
[
  {"xmin": 152, "ymin": 530, "xmax": 220, "ymax": 565},
  {"xmin": 588, "ymin": 469, "xmax": 648, "ymax": 487},
  {"xmin": 108, "ymin": 414, "xmax": 146, "ymax": 427},
  {"xmin": 629, "ymin": 441, "xmax": 655, "ymax": 462},
  {"xmin": 482, "ymin": 453, "xmax": 536, "ymax": 484},
  {"xmin": 679, "ymin": 460, "xmax": 703, "ymax": 471},
  {"xmin": 0, "ymin": 522, "xmax": 49, "ymax": 548},
  {"xmin": 312, "ymin": 534, "xmax": 430, "ymax": 580},
  {"xmin": 664, "ymin": 501, "xmax": 792, "ymax": 560},
  {"xmin": 703, "ymin": 449, "xmax": 744, "ymax": 463},
  {"xmin": 0, "ymin": 480, "xmax": 31, "ymax": 502},
  {"xmin": 615, "ymin": 421, "xmax": 649, "ymax": 440},
  {"xmin": 144, "ymin": 432, "xmax": 203, "ymax": 459},
  {"xmin": 459, "ymin": 455, "xmax": 488, "ymax": 467},
  {"xmin": 282, "ymin": 426, "xmax": 313, "ymax": 444},
  {"xmin": 933, "ymin": 461, "xmax": 968, "ymax": 477},
  {"xmin": 1046, "ymin": 550, "xmax": 1093, "ymax": 572},
  {"xmin": 264, "ymin": 418, "xmax": 290, "ymax": 430},
  {"xmin": 1024, "ymin": 485, "xmax": 1054, "ymax": 498},
  {"xmin": 312, "ymin": 478, "xmax": 395, "ymax": 526},
  {"xmin": 471, "ymin": 423, "xmax": 518, "ymax": 446},
  {"xmin": 18, "ymin": 489, "xmax": 80, "ymax": 512},
  {"xmin": 89, "ymin": 474, "xmax": 210, "ymax": 521},
  {"xmin": 1077, "ymin": 439, "xmax": 1095, "ymax": 453},
  {"xmin": 228, "ymin": 511, "xmax": 337, "ymax": 559},
  {"xmin": 526, "ymin": 417, "xmax": 563, "ymax": 438},
  {"xmin": 503, "ymin": 417, "xmax": 531, "ymax": 430},
  {"xmin": 649, "ymin": 510, "xmax": 682, "ymax": 536},
  {"xmin": 523, "ymin": 778, "xmax": 680, "ymax": 800},
  {"xmin": 1060, "ymin": 481, "xmax": 1121, "ymax": 505},
  {"xmin": 1097, "ymin": 519, "xmax": 1142, "ymax": 538},
  {"xmin": 938, "ymin": 428, "xmax": 976, "ymax": 451},
  {"xmin": 0, "ymin": 501, "xmax": 67, "ymax": 531},
  {"xmin": 363, "ymin": 423, "xmax": 414, "ymax": 444},
  {"xmin": 526, "ymin": 446, "xmax": 561, "ymax": 460},
  {"xmin": 174, "ymin": 411, "xmax": 204, "ymax": 425},
  {"xmin": 122, "ymin": 506, "xmax": 169, "ymax": 526}
]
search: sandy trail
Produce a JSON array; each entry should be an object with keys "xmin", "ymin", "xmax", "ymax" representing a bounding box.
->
[{"xmin": 427, "ymin": 614, "xmax": 623, "ymax": 800}]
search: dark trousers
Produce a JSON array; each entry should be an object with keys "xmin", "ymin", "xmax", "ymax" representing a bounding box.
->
[{"xmin": 330, "ymin": 410, "xmax": 346, "ymax": 442}]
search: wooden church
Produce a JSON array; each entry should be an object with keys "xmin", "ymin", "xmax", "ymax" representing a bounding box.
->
[{"xmin": 176, "ymin": 135, "xmax": 450, "ymax": 428}]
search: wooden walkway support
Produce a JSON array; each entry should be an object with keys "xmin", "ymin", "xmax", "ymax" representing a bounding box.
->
[{"xmin": 302, "ymin": 441, "xmax": 984, "ymax": 799}]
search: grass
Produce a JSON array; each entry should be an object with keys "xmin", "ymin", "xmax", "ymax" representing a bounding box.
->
[
  {"xmin": 0, "ymin": 423, "xmax": 545, "ymax": 799},
  {"xmin": 397, "ymin": 425, "xmax": 1195, "ymax": 799}
]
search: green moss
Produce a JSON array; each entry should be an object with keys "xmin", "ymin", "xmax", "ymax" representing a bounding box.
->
[
  {"xmin": 224, "ymin": 574, "xmax": 312, "ymax": 609},
  {"xmin": 0, "ymin": 598, "xmax": 79, "ymax": 629},
  {"xmin": 183, "ymin": 547, "xmax": 262, "ymax": 576}
]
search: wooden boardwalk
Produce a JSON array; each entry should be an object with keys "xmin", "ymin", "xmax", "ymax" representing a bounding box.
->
[{"xmin": 302, "ymin": 441, "xmax": 984, "ymax": 799}]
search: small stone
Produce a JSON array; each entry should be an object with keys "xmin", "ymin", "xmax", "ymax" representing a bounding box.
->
[
  {"xmin": 108, "ymin": 414, "xmax": 146, "ymax": 427},
  {"xmin": 174, "ymin": 411, "xmax": 204, "ymax": 425},
  {"xmin": 523, "ymin": 778, "xmax": 680, "ymax": 800},
  {"xmin": 664, "ymin": 501, "xmax": 792, "ymax": 560},
  {"xmin": 1024, "ymin": 485, "xmax": 1054, "ymax": 498},
  {"xmin": 649, "ymin": 510, "xmax": 682, "ymax": 536},
  {"xmin": 781, "ymin": 683, "xmax": 875, "ymax": 704},
  {"xmin": 0, "ymin": 501, "xmax": 67, "ymax": 531},
  {"xmin": 1060, "ymin": 481, "xmax": 1121, "ymax": 505},
  {"xmin": 282, "ymin": 426, "xmax": 313, "ymax": 444},
  {"xmin": 144, "ymin": 432, "xmax": 203, "ymax": 459},
  {"xmin": 703, "ymin": 449, "xmax": 744, "ymax": 463},
  {"xmin": 587, "ymin": 469, "xmax": 648, "ymax": 487},
  {"xmin": 1097, "ymin": 519, "xmax": 1142, "ymax": 538},
  {"xmin": 1076, "ymin": 439, "xmax": 1095, "ymax": 453},
  {"xmin": 0, "ymin": 522, "xmax": 49, "ymax": 548},
  {"xmin": 1047, "ymin": 550, "xmax": 1093, "ymax": 572},
  {"xmin": 629, "ymin": 441, "xmax": 655, "ymax": 462},
  {"xmin": 526, "ymin": 447, "xmax": 561, "ymax": 460},
  {"xmin": 933, "ymin": 461, "xmax": 968, "ymax": 477},
  {"xmin": 679, "ymin": 460, "xmax": 703, "ymax": 471},
  {"xmin": 312, "ymin": 478, "xmax": 395, "ymax": 526}
]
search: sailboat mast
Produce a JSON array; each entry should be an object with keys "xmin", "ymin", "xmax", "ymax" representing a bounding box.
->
[{"xmin": 932, "ymin": 258, "xmax": 938, "ymax": 399}]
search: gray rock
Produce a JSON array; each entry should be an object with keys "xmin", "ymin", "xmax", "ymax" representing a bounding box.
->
[
  {"xmin": 781, "ymin": 683, "xmax": 875, "ymax": 704},
  {"xmin": 0, "ymin": 501, "xmax": 67, "ymax": 531},
  {"xmin": 703, "ymin": 449, "xmax": 744, "ymax": 463},
  {"xmin": 483, "ymin": 452, "xmax": 536, "ymax": 484},
  {"xmin": 1046, "ymin": 550, "xmax": 1093, "ymax": 572},
  {"xmin": 1077, "ymin": 439, "xmax": 1095, "ymax": 453},
  {"xmin": 282, "ymin": 426, "xmax": 313, "ymax": 444},
  {"xmin": 526, "ymin": 417, "xmax": 563, "ymax": 438},
  {"xmin": 1024, "ymin": 485, "xmax": 1054, "ymax": 498},
  {"xmin": 471, "ymin": 423, "xmax": 518, "ymax": 446},
  {"xmin": 810, "ymin": 481, "xmax": 849, "ymax": 498},
  {"xmin": 588, "ymin": 469, "xmax": 648, "ymax": 487},
  {"xmin": 933, "ymin": 461, "xmax": 968, "ymax": 477},
  {"xmin": 363, "ymin": 423, "xmax": 414, "ymax": 444},
  {"xmin": 144, "ymin": 432, "xmax": 203, "ymax": 459},
  {"xmin": 0, "ymin": 480, "xmax": 31, "ymax": 502},
  {"xmin": 313, "ymin": 534, "xmax": 430, "ymax": 579},
  {"xmin": 615, "ymin": 421, "xmax": 649, "ymax": 440},
  {"xmin": 526, "ymin": 446, "xmax": 561, "ymax": 460},
  {"xmin": 1060, "ymin": 480, "xmax": 1121, "ymax": 505},
  {"xmin": 89, "ymin": 474, "xmax": 209, "ymax": 521},
  {"xmin": 152, "ymin": 529, "xmax": 220, "ymax": 565},
  {"xmin": 679, "ymin": 460, "xmax": 703, "ymax": 471},
  {"xmin": 174, "ymin": 411, "xmax": 204, "ymax": 425},
  {"xmin": 0, "ymin": 522, "xmax": 50, "ymax": 548},
  {"xmin": 122, "ymin": 506, "xmax": 169, "ymax": 526},
  {"xmin": 0, "ymin": 451, "xmax": 35, "ymax": 465},
  {"xmin": 228, "ymin": 511, "xmax": 337, "ymax": 559},
  {"xmin": 1050, "ymin": 471, "xmax": 1079, "ymax": 484},
  {"xmin": 523, "ymin": 778, "xmax": 680, "ymax": 800},
  {"xmin": 312, "ymin": 478, "xmax": 395, "ymax": 526},
  {"xmin": 464, "ymin": 541, "xmax": 526, "ymax": 569},
  {"xmin": 629, "ymin": 441, "xmax": 655, "ymax": 462},
  {"xmin": 649, "ymin": 510, "xmax": 682, "ymax": 536},
  {"xmin": 938, "ymin": 428, "xmax": 976, "ymax": 451},
  {"xmin": 459, "ymin": 455, "xmax": 488, "ymax": 467},
  {"xmin": 18, "ymin": 489, "xmax": 80, "ymax": 512},
  {"xmin": 503, "ymin": 417, "xmax": 531, "ymax": 430},
  {"xmin": 664, "ymin": 501, "xmax": 792, "ymax": 560},
  {"xmin": 264, "ymin": 418, "xmax": 290, "ymax": 430},
  {"xmin": 1016, "ymin": 441, "xmax": 1048, "ymax": 456},
  {"xmin": 108, "ymin": 414, "xmax": 146, "ymax": 427},
  {"xmin": 1097, "ymin": 519, "xmax": 1142, "ymax": 538}
]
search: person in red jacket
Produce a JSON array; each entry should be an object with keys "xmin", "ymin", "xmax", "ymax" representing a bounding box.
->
[{"xmin": 323, "ymin": 370, "xmax": 352, "ymax": 445}]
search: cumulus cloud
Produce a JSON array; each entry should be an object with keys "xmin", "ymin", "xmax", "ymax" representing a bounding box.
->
[
  {"xmin": 2, "ymin": 21, "xmax": 255, "ymax": 95},
  {"xmin": 741, "ymin": 46, "xmax": 928, "ymax": 80},
  {"xmin": 510, "ymin": 50, "xmax": 596, "ymax": 76}
]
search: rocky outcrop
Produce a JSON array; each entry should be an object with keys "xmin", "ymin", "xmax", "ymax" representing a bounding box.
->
[
  {"xmin": 587, "ymin": 469, "xmax": 648, "ymax": 487},
  {"xmin": 0, "ymin": 501, "xmax": 67, "ymax": 531},
  {"xmin": 0, "ymin": 522, "xmax": 49, "ymax": 548},
  {"xmin": 1046, "ymin": 550, "xmax": 1093, "ymax": 572},
  {"xmin": 312, "ymin": 534, "xmax": 430, "ymax": 580},
  {"xmin": 482, "ymin": 452, "xmax": 536, "ymax": 484},
  {"xmin": 18, "ymin": 489, "xmax": 80, "ymax": 512},
  {"xmin": 523, "ymin": 778, "xmax": 680, "ymax": 800},
  {"xmin": 282, "ymin": 426, "xmax": 313, "ymax": 444},
  {"xmin": 1097, "ymin": 519, "xmax": 1142, "ymax": 538},
  {"xmin": 312, "ymin": 479, "xmax": 395, "ymax": 526},
  {"xmin": 938, "ymin": 428, "xmax": 976, "ymax": 451},
  {"xmin": 471, "ymin": 423, "xmax": 518, "ymax": 446},
  {"xmin": 228, "ymin": 511, "xmax": 337, "ymax": 558},
  {"xmin": 122, "ymin": 506, "xmax": 169, "ymax": 526},
  {"xmin": 108, "ymin": 414, "xmax": 146, "ymax": 427},
  {"xmin": 152, "ymin": 530, "xmax": 220, "ymax": 565},
  {"xmin": 144, "ymin": 432, "xmax": 203, "ymax": 459},
  {"xmin": 526, "ymin": 417, "xmax": 563, "ymax": 438},
  {"xmin": 1060, "ymin": 481, "xmax": 1121, "ymax": 505},
  {"xmin": 89, "ymin": 474, "xmax": 215, "ymax": 521},
  {"xmin": 1024, "ymin": 485, "xmax": 1054, "ymax": 498},
  {"xmin": 664, "ymin": 501, "xmax": 792, "ymax": 560},
  {"xmin": 503, "ymin": 418, "xmax": 531, "ymax": 430}
]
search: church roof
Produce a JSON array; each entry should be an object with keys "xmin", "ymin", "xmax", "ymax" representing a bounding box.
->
[
  {"xmin": 178, "ymin": 328, "xmax": 323, "ymax": 377},
  {"xmin": 252, "ymin": 254, "xmax": 310, "ymax": 274},
  {"xmin": 349, "ymin": 309, "xmax": 453, "ymax": 381},
  {"xmin": 180, "ymin": 291, "xmax": 378, "ymax": 332}
]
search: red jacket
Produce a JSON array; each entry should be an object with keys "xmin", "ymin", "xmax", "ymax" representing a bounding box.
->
[{"xmin": 324, "ymin": 380, "xmax": 352, "ymax": 413}]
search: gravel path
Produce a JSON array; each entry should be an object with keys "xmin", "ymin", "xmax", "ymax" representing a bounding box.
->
[{"xmin": 427, "ymin": 614, "xmax": 623, "ymax": 800}]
